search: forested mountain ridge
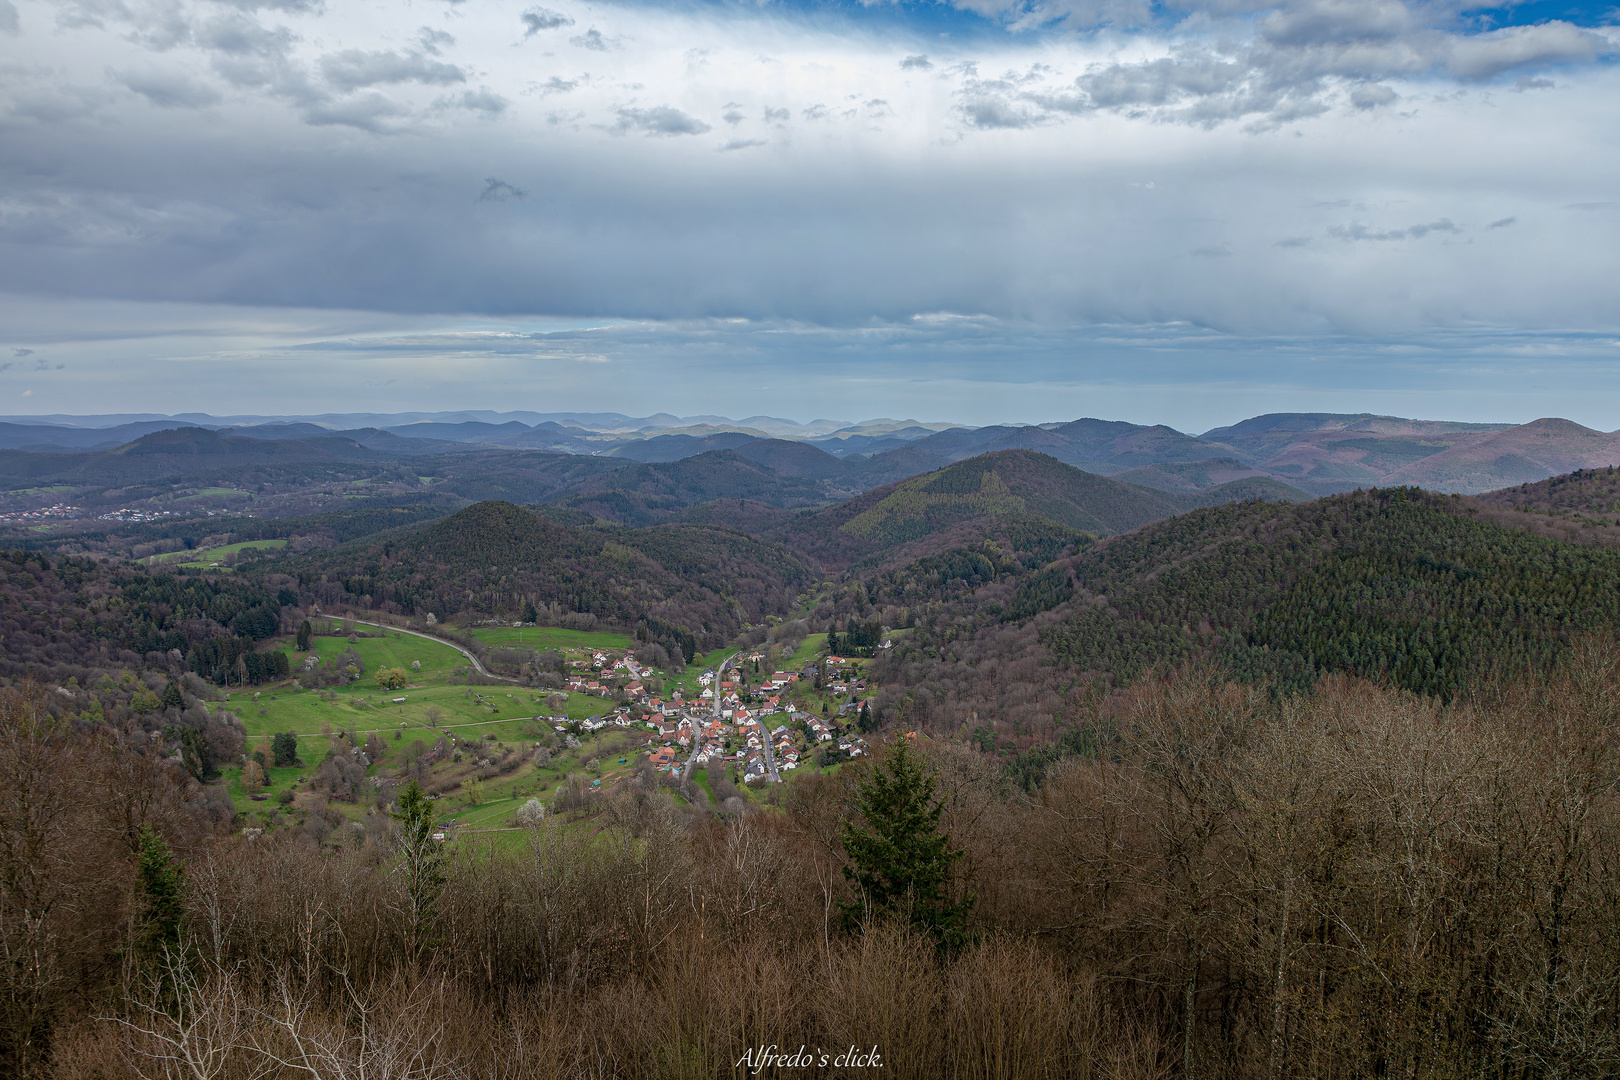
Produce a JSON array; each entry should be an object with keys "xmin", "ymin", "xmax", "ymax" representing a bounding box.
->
[{"xmin": 858, "ymin": 487, "xmax": 1620, "ymax": 747}]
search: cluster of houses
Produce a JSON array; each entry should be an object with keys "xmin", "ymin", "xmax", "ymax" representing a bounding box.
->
[
  {"xmin": 548, "ymin": 646, "xmax": 872, "ymax": 785},
  {"xmin": 562, "ymin": 650, "xmax": 661, "ymax": 698}
]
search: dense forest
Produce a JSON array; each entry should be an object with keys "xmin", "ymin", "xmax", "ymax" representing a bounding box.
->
[
  {"xmin": 0, "ymin": 550, "xmax": 298, "ymax": 688},
  {"xmin": 843, "ymin": 487, "xmax": 1620, "ymax": 757}
]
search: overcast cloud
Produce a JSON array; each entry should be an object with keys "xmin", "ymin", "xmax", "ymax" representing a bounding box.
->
[{"xmin": 0, "ymin": 0, "xmax": 1616, "ymax": 424}]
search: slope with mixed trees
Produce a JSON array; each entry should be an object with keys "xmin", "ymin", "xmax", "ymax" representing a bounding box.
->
[
  {"xmin": 1462, "ymin": 465, "xmax": 1620, "ymax": 549},
  {"xmin": 282, "ymin": 500, "xmax": 814, "ymax": 661},
  {"xmin": 847, "ymin": 487, "xmax": 1620, "ymax": 756}
]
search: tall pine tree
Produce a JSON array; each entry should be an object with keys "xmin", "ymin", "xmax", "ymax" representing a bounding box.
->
[{"xmin": 839, "ymin": 741, "xmax": 972, "ymax": 946}]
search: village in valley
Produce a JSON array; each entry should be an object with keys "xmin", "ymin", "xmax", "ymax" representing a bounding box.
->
[
  {"xmin": 220, "ymin": 614, "xmax": 882, "ymax": 846},
  {"xmin": 562, "ymin": 643, "xmax": 873, "ymax": 785}
]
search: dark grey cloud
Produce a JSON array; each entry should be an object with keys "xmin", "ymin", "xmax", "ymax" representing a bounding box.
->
[
  {"xmin": 900, "ymin": 55, "xmax": 932, "ymax": 70},
  {"xmin": 1349, "ymin": 82, "xmax": 1397, "ymax": 109},
  {"xmin": 1488, "ymin": 217, "xmax": 1517, "ymax": 229},
  {"xmin": 478, "ymin": 177, "xmax": 525, "ymax": 201},
  {"xmin": 445, "ymin": 88, "xmax": 508, "ymax": 114},
  {"xmin": 14, "ymin": 349, "xmax": 34, "ymax": 358},
  {"xmin": 320, "ymin": 50, "xmax": 466, "ymax": 91},
  {"xmin": 198, "ymin": 14, "xmax": 297, "ymax": 59},
  {"xmin": 418, "ymin": 28, "xmax": 455, "ymax": 55},
  {"xmin": 762, "ymin": 105, "xmax": 789, "ymax": 123},
  {"xmin": 613, "ymin": 105, "xmax": 710, "ymax": 135},
  {"xmin": 571, "ymin": 28, "xmax": 609, "ymax": 51},
  {"xmin": 0, "ymin": 0, "xmax": 19, "ymax": 34},
  {"xmin": 303, "ymin": 92, "xmax": 410, "ymax": 131},
  {"xmin": 521, "ymin": 7, "xmax": 572, "ymax": 36},
  {"xmin": 962, "ymin": 96, "xmax": 1040, "ymax": 128},
  {"xmin": 1330, "ymin": 219, "xmax": 1461, "ymax": 241},
  {"xmin": 116, "ymin": 68, "xmax": 224, "ymax": 108},
  {"xmin": 1258, "ymin": 0, "xmax": 1412, "ymax": 48},
  {"xmin": 720, "ymin": 138, "xmax": 766, "ymax": 151}
]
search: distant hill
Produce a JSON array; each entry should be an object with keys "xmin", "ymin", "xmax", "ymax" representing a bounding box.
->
[
  {"xmin": 543, "ymin": 450, "xmax": 836, "ymax": 525},
  {"xmin": 891, "ymin": 418, "xmax": 1227, "ymax": 474},
  {"xmin": 0, "ymin": 427, "xmax": 404, "ymax": 489},
  {"xmin": 1382, "ymin": 418, "xmax": 1620, "ymax": 493},
  {"xmin": 1186, "ymin": 476, "xmax": 1311, "ymax": 505},
  {"xmin": 749, "ymin": 450, "xmax": 1189, "ymax": 570},
  {"xmin": 1112, "ymin": 457, "xmax": 1309, "ymax": 500},
  {"xmin": 287, "ymin": 501, "xmax": 814, "ymax": 659},
  {"xmin": 609, "ymin": 434, "xmax": 851, "ymax": 481},
  {"xmin": 1192, "ymin": 413, "xmax": 1618, "ymax": 496}
]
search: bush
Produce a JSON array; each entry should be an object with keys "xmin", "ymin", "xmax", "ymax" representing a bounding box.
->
[{"xmin": 376, "ymin": 667, "xmax": 409, "ymax": 690}]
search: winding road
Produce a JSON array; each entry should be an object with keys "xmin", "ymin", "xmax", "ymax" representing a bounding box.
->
[{"xmin": 347, "ymin": 617, "xmax": 519, "ymax": 684}]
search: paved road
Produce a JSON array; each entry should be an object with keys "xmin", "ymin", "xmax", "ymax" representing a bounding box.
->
[
  {"xmin": 680, "ymin": 653, "xmax": 733, "ymax": 783},
  {"xmin": 754, "ymin": 671, "xmax": 782, "ymax": 784},
  {"xmin": 348, "ymin": 618, "xmax": 520, "ymax": 684}
]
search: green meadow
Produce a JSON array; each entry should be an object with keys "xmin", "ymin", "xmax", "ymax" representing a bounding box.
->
[
  {"xmin": 151, "ymin": 538, "xmax": 288, "ymax": 568},
  {"xmin": 222, "ymin": 629, "xmax": 642, "ymax": 816}
]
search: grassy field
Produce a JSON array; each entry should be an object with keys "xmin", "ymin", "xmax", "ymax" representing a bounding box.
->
[
  {"xmin": 782, "ymin": 633, "xmax": 826, "ymax": 664},
  {"xmin": 152, "ymin": 538, "xmax": 288, "ymax": 568},
  {"xmin": 179, "ymin": 488, "xmax": 249, "ymax": 500},
  {"xmin": 222, "ymin": 629, "xmax": 642, "ymax": 820},
  {"xmin": 468, "ymin": 626, "xmax": 633, "ymax": 651}
]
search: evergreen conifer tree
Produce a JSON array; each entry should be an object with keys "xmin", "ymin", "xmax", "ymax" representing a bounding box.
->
[
  {"xmin": 133, "ymin": 826, "xmax": 186, "ymax": 1005},
  {"xmin": 392, "ymin": 781, "xmax": 447, "ymax": 968},
  {"xmin": 839, "ymin": 742, "xmax": 972, "ymax": 946}
]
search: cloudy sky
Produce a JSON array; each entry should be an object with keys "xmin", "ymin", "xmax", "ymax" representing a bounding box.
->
[{"xmin": 0, "ymin": 0, "xmax": 1616, "ymax": 431}]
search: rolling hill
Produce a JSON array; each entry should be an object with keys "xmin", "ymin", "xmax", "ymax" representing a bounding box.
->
[
  {"xmin": 286, "ymin": 500, "xmax": 815, "ymax": 660},
  {"xmin": 542, "ymin": 450, "xmax": 836, "ymax": 525},
  {"xmin": 739, "ymin": 450, "xmax": 1202, "ymax": 571},
  {"xmin": 1382, "ymin": 418, "xmax": 1620, "ymax": 493}
]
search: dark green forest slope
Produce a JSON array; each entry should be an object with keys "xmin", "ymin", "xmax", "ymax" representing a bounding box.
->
[
  {"xmin": 863, "ymin": 488, "xmax": 1620, "ymax": 732},
  {"xmin": 284, "ymin": 500, "xmax": 813, "ymax": 659}
]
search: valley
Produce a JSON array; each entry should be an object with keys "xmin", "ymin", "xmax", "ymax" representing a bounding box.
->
[{"xmin": 6, "ymin": 411, "xmax": 1620, "ymax": 1080}]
